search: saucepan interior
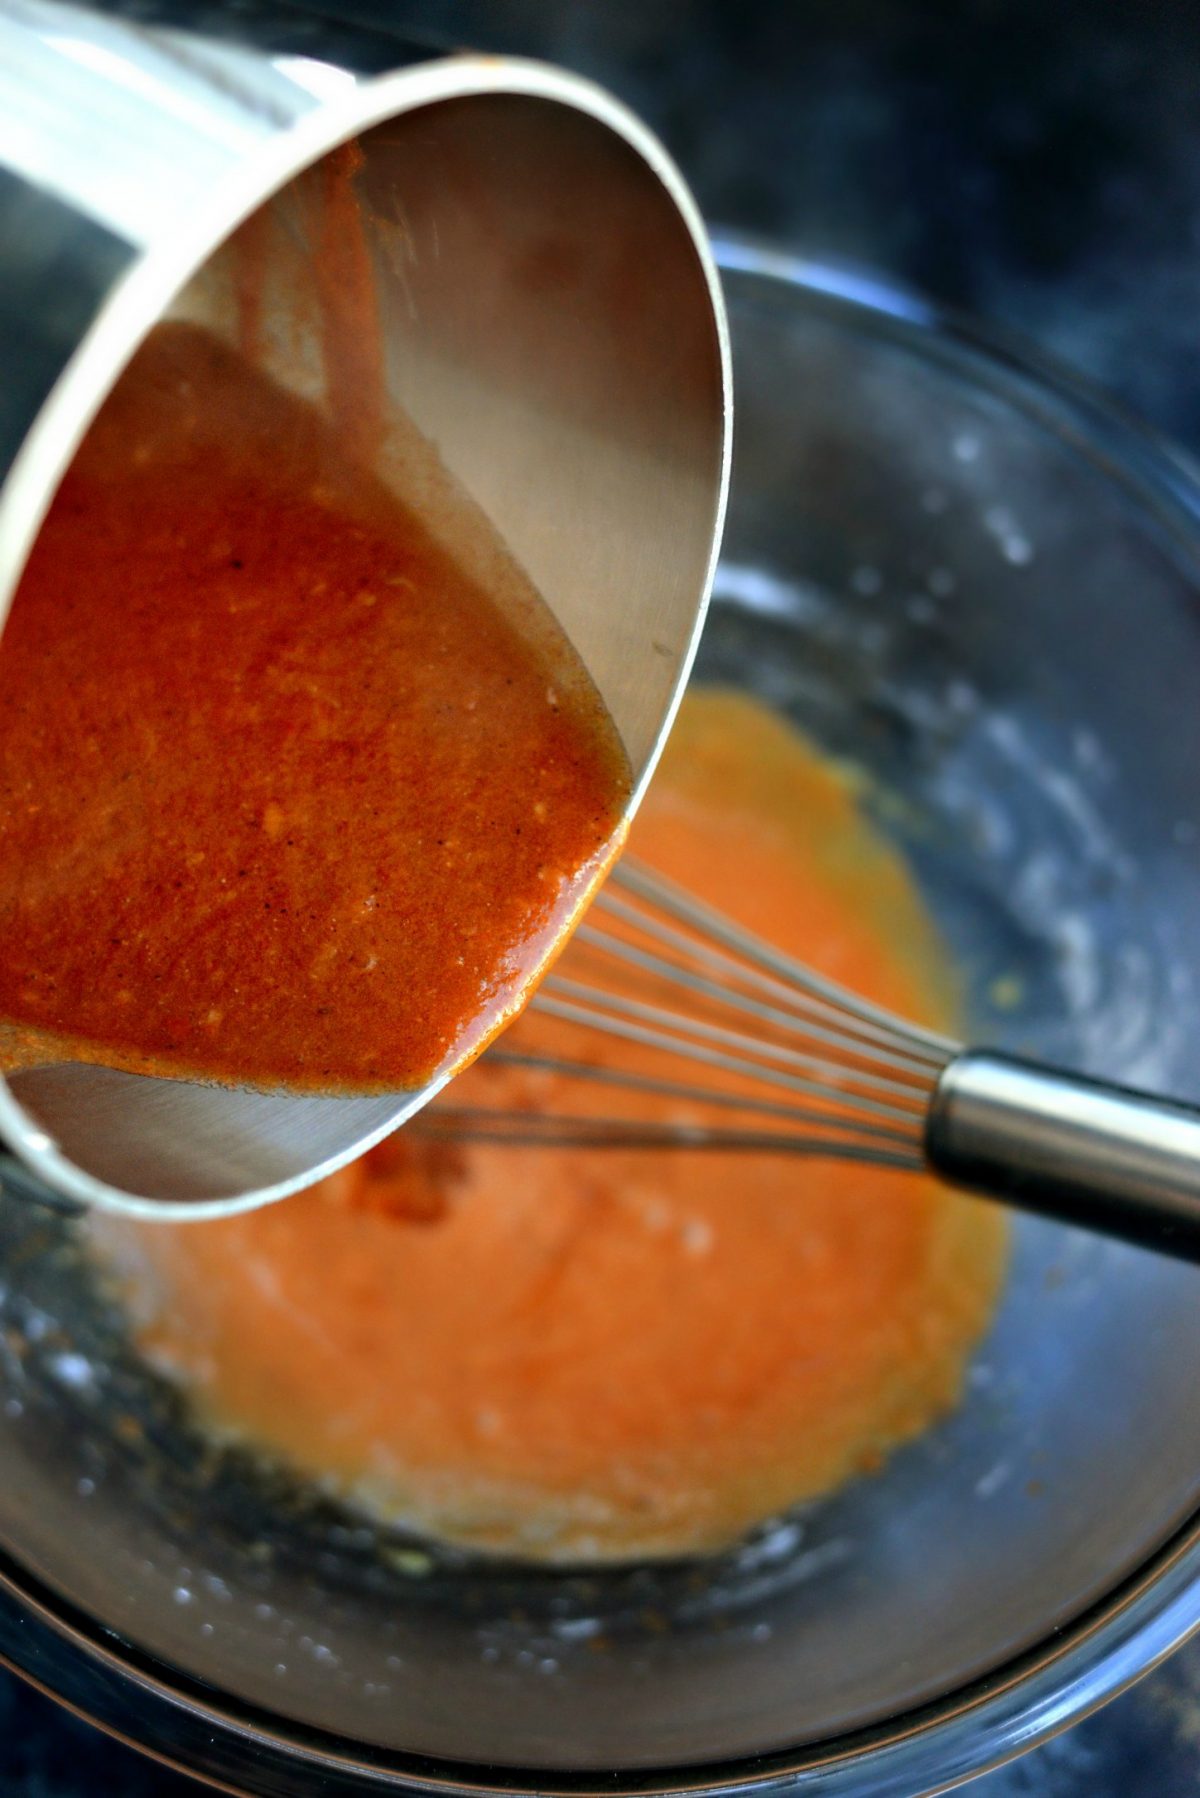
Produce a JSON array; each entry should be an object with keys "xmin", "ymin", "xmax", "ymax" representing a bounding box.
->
[{"xmin": 0, "ymin": 66, "xmax": 729, "ymax": 1215}]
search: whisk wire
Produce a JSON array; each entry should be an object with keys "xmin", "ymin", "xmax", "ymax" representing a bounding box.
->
[
  {"xmin": 607, "ymin": 860, "xmax": 958, "ymax": 1060},
  {"xmin": 413, "ymin": 1107, "xmax": 926, "ymax": 1169},
  {"xmin": 569, "ymin": 915, "xmax": 943, "ymax": 1080},
  {"xmin": 481, "ymin": 1050, "xmax": 923, "ymax": 1147},
  {"xmin": 538, "ymin": 978, "xmax": 934, "ymax": 1115},
  {"xmin": 418, "ymin": 857, "xmax": 960, "ymax": 1153}
]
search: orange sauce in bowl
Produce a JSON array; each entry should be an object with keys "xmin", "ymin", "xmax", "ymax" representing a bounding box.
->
[
  {"xmin": 91, "ymin": 692, "xmax": 1007, "ymax": 1562},
  {"xmin": 0, "ymin": 322, "xmax": 629, "ymax": 1092}
]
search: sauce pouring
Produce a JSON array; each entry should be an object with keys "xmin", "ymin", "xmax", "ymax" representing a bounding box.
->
[{"xmin": 0, "ymin": 319, "xmax": 630, "ymax": 1098}]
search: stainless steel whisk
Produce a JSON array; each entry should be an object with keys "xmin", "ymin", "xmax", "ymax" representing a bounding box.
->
[{"xmin": 420, "ymin": 859, "xmax": 1200, "ymax": 1263}]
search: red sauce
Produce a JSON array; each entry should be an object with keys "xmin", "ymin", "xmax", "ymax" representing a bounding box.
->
[{"xmin": 0, "ymin": 321, "xmax": 630, "ymax": 1092}]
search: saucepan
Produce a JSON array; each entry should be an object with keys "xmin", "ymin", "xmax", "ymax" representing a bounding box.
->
[{"xmin": 0, "ymin": 0, "xmax": 730, "ymax": 1216}]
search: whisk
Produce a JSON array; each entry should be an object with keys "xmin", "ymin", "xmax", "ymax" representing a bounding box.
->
[{"xmin": 419, "ymin": 859, "xmax": 1200, "ymax": 1264}]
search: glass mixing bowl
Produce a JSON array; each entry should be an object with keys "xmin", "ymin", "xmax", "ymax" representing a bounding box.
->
[{"xmin": 2, "ymin": 237, "xmax": 1200, "ymax": 1797}]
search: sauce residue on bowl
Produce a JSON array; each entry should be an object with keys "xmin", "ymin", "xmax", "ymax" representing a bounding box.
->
[
  {"xmin": 91, "ymin": 691, "xmax": 1007, "ymax": 1562},
  {"xmin": 0, "ymin": 320, "xmax": 630, "ymax": 1092}
]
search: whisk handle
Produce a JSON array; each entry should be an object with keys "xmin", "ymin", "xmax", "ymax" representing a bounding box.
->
[{"xmin": 926, "ymin": 1051, "xmax": 1200, "ymax": 1262}]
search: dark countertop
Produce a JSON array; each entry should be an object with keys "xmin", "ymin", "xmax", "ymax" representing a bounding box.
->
[{"xmin": 5, "ymin": 1, "xmax": 1200, "ymax": 1791}]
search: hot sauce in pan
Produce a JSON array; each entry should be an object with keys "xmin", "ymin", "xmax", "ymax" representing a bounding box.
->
[{"xmin": 0, "ymin": 321, "xmax": 630, "ymax": 1092}]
